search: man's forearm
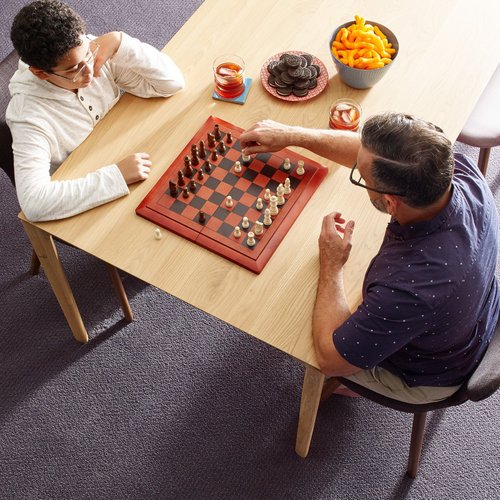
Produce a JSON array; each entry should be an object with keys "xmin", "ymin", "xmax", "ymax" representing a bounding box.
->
[{"xmin": 290, "ymin": 127, "xmax": 360, "ymax": 168}]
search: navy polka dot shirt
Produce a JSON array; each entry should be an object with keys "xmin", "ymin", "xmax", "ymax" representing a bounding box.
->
[{"xmin": 334, "ymin": 154, "xmax": 499, "ymax": 387}]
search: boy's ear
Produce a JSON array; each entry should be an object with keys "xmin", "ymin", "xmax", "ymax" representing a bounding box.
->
[{"xmin": 29, "ymin": 66, "xmax": 51, "ymax": 80}]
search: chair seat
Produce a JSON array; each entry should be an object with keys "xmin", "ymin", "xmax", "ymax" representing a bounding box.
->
[{"xmin": 458, "ymin": 64, "xmax": 500, "ymax": 149}]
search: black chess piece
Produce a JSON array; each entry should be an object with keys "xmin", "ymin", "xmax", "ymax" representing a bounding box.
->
[
  {"xmin": 226, "ymin": 132, "xmax": 233, "ymax": 144},
  {"xmin": 217, "ymin": 141, "xmax": 225, "ymax": 154},
  {"xmin": 182, "ymin": 187, "xmax": 189, "ymax": 198},
  {"xmin": 214, "ymin": 124, "xmax": 221, "ymax": 141},
  {"xmin": 197, "ymin": 169, "xmax": 204, "ymax": 180},
  {"xmin": 199, "ymin": 140, "xmax": 206, "ymax": 159},
  {"xmin": 177, "ymin": 170, "xmax": 185, "ymax": 186},
  {"xmin": 211, "ymin": 150, "xmax": 218, "ymax": 161},
  {"xmin": 204, "ymin": 161, "xmax": 212, "ymax": 173},
  {"xmin": 184, "ymin": 162, "xmax": 194, "ymax": 178},
  {"xmin": 188, "ymin": 179, "xmax": 196, "ymax": 192},
  {"xmin": 198, "ymin": 211, "xmax": 206, "ymax": 224},
  {"xmin": 169, "ymin": 180, "xmax": 177, "ymax": 196},
  {"xmin": 207, "ymin": 132, "xmax": 216, "ymax": 148}
]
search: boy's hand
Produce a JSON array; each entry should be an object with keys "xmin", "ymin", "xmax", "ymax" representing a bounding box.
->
[
  {"xmin": 117, "ymin": 153, "xmax": 152, "ymax": 184},
  {"xmin": 92, "ymin": 32, "xmax": 122, "ymax": 77}
]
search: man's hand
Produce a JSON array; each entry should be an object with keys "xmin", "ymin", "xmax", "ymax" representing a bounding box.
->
[
  {"xmin": 240, "ymin": 119, "xmax": 297, "ymax": 155},
  {"xmin": 318, "ymin": 212, "xmax": 355, "ymax": 276},
  {"xmin": 92, "ymin": 31, "xmax": 122, "ymax": 77},
  {"xmin": 117, "ymin": 152, "xmax": 152, "ymax": 184}
]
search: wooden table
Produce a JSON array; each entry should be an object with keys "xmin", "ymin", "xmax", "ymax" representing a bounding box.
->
[{"xmin": 20, "ymin": 0, "xmax": 500, "ymax": 457}]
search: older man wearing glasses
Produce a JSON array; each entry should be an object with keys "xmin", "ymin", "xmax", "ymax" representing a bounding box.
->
[
  {"xmin": 240, "ymin": 113, "xmax": 499, "ymax": 403},
  {"xmin": 6, "ymin": 0, "xmax": 185, "ymax": 222}
]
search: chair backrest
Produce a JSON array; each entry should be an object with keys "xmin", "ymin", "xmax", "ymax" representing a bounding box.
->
[
  {"xmin": 466, "ymin": 319, "xmax": 500, "ymax": 402},
  {"xmin": 0, "ymin": 50, "xmax": 19, "ymax": 186}
]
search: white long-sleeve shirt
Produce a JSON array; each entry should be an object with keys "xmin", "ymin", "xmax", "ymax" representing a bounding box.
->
[{"xmin": 6, "ymin": 33, "xmax": 185, "ymax": 222}]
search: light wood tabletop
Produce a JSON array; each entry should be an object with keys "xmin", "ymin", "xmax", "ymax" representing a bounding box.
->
[{"xmin": 20, "ymin": 0, "xmax": 500, "ymax": 457}]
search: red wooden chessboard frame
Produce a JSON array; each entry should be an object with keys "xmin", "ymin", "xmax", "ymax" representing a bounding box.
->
[{"xmin": 136, "ymin": 116, "xmax": 327, "ymax": 273}]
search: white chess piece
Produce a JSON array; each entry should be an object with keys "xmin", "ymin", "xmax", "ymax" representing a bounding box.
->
[
  {"xmin": 233, "ymin": 226, "xmax": 241, "ymax": 238},
  {"xmin": 264, "ymin": 188, "xmax": 271, "ymax": 201},
  {"xmin": 269, "ymin": 195, "xmax": 279, "ymax": 216},
  {"xmin": 241, "ymin": 216, "xmax": 250, "ymax": 229},
  {"xmin": 284, "ymin": 177, "xmax": 291, "ymax": 195},
  {"xmin": 154, "ymin": 228, "xmax": 162, "ymax": 240},
  {"xmin": 254, "ymin": 221, "xmax": 264, "ymax": 235},
  {"xmin": 242, "ymin": 153, "xmax": 251, "ymax": 163},
  {"xmin": 225, "ymin": 195, "xmax": 234, "ymax": 207},
  {"xmin": 263, "ymin": 209, "xmax": 272, "ymax": 226},
  {"xmin": 283, "ymin": 157, "xmax": 291, "ymax": 171},
  {"xmin": 256, "ymin": 198, "xmax": 264, "ymax": 210},
  {"xmin": 247, "ymin": 231, "xmax": 256, "ymax": 246},
  {"xmin": 234, "ymin": 161, "xmax": 242, "ymax": 173},
  {"xmin": 276, "ymin": 184, "xmax": 285, "ymax": 205},
  {"xmin": 296, "ymin": 160, "xmax": 305, "ymax": 175}
]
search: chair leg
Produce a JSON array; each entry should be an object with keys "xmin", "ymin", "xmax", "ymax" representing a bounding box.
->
[
  {"xmin": 478, "ymin": 147, "xmax": 491, "ymax": 175},
  {"xmin": 407, "ymin": 411, "xmax": 427, "ymax": 478},
  {"xmin": 105, "ymin": 264, "xmax": 134, "ymax": 323},
  {"xmin": 30, "ymin": 249, "xmax": 41, "ymax": 275},
  {"xmin": 320, "ymin": 377, "xmax": 342, "ymax": 404}
]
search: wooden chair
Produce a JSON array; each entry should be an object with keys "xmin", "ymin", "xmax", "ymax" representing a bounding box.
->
[
  {"xmin": 457, "ymin": 63, "xmax": 500, "ymax": 175},
  {"xmin": 322, "ymin": 320, "xmax": 500, "ymax": 478},
  {"xmin": 1, "ymin": 50, "xmax": 133, "ymax": 325}
]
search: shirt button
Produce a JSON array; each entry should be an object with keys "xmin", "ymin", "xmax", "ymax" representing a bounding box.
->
[
  {"xmin": 95, "ymin": 115, "xmax": 99, "ymax": 120},
  {"xmin": 80, "ymin": 95, "xmax": 84, "ymax": 101},
  {"xmin": 89, "ymin": 105, "xmax": 93, "ymax": 111}
]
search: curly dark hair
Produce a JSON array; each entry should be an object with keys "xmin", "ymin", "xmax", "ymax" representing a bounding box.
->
[
  {"xmin": 361, "ymin": 113, "xmax": 454, "ymax": 208},
  {"xmin": 11, "ymin": 0, "xmax": 86, "ymax": 70}
]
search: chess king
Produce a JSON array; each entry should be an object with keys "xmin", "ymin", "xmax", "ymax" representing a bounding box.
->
[{"xmin": 7, "ymin": 0, "xmax": 185, "ymax": 222}]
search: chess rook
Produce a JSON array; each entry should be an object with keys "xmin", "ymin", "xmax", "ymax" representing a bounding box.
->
[
  {"xmin": 246, "ymin": 231, "xmax": 256, "ymax": 247},
  {"xmin": 198, "ymin": 210, "xmax": 206, "ymax": 223}
]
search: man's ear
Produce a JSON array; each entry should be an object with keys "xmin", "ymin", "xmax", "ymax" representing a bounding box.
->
[
  {"xmin": 383, "ymin": 194, "xmax": 400, "ymax": 216},
  {"xmin": 29, "ymin": 66, "xmax": 51, "ymax": 80}
]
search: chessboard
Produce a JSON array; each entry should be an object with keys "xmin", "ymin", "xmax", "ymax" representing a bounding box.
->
[{"xmin": 136, "ymin": 116, "xmax": 328, "ymax": 273}]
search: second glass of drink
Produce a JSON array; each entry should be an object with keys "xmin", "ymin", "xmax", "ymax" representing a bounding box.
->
[{"xmin": 213, "ymin": 55, "xmax": 246, "ymax": 99}]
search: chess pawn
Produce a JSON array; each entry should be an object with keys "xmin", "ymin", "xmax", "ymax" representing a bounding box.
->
[
  {"xmin": 284, "ymin": 177, "xmax": 291, "ymax": 195},
  {"xmin": 191, "ymin": 152, "xmax": 200, "ymax": 166},
  {"xmin": 283, "ymin": 157, "xmax": 291, "ymax": 171},
  {"xmin": 211, "ymin": 150, "xmax": 218, "ymax": 161},
  {"xmin": 198, "ymin": 211, "xmax": 206, "ymax": 223},
  {"xmin": 225, "ymin": 195, "xmax": 234, "ymax": 208},
  {"xmin": 276, "ymin": 184, "xmax": 285, "ymax": 205},
  {"xmin": 204, "ymin": 161, "xmax": 212, "ymax": 173},
  {"xmin": 154, "ymin": 228, "xmax": 162, "ymax": 240},
  {"xmin": 189, "ymin": 179, "xmax": 196, "ymax": 192},
  {"xmin": 197, "ymin": 169, "xmax": 204, "ymax": 181},
  {"xmin": 264, "ymin": 188, "xmax": 271, "ymax": 201},
  {"xmin": 254, "ymin": 221, "xmax": 264, "ymax": 235},
  {"xmin": 182, "ymin": 187, "xmax": 189, "ymax": 199},
  {"xmin": 207, "ymin": 132, "xmax": 216, "ymax": 148},
  {"xmin": 217, "ymin": 141, "xmax": 226, "ymax": 154},
  {"xmin": 296, "ymin": 160, "xmax": 305, "ymax": 175},
  {"xmin": 241, "ymin": 216, "xmax": 250, "ymax": 229},
  {"xmin": 242, "ymin": 153, "xmax": 251, "ymax": 165},
  {"xmin": 184, "ymin": 161, "xmax": 194, "ymax": 178},
  {"xmin": 263, "ymin": 209, "xmax": 272, "ymax": 226},
  {"xmin": 233, "ymin": 225, "xmax": 241, "ymax": 238},
  {"xmin": 226, "ymin": 132, "xmax": 233, "ymax": 144},
  {"xmin": 246, "ymin": 231, "xmax": 256, "ymax": 247},
  {"xmin": 255, "ymin": 198, "xmax": 264, "ymax": 210},
  {"xmin": 269, "ymin": 195, "xmax": 279, "ymax": 216},
  {"xmin": 234, "ymin": 161, "xmax": 242, "ymax": 173}
]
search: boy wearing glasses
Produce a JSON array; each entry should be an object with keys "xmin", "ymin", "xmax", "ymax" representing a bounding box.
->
[
  {"xmin": 240, "ymin": 114, "xmax": 499, "ymax": 403},
  {"xmin": 6, "ymin": 0, "xmax": 185, "ymax": 222}
]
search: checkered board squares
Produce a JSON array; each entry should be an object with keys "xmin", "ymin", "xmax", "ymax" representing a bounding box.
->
[{"xmin": 136, "ymin": 116, "xmax": 327, "ymax": 273}]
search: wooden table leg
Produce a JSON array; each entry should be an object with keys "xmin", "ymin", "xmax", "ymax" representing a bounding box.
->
[
  {"xmin": 295, "ymin": 364, "xmax": 325, "ymax": 458},
  {"xmin": 21, "ymin": 221, "xmax": 88, "ymax": 343}
]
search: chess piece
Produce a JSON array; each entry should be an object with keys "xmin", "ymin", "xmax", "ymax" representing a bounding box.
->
[
  {"xmin": 264, "ymin": 188, "xmax": 271, "ymax": 201},
  {"xmin": 189, "ymin": 179, "xmax": 196, "ymax": 192},
  {"xmin": 242, "ymin": 153, "xmax": 251, "ymax": 165},
  {"xmin": 241, "ymin": 216, "xmax": 250, "ymax": 229},
  {"xmin": 246, "ymin": 231, "xmax": 256, "ymax": 247},
  {"xmin": 284, "ymin": 177, "xmax": 291, "ymax": 195},
  {"xmin": 276, "ymin": 184, "xmax": 285, "ymax": 205},
  {"xmin": 182, "ymin": 187, "xmax": 189, "ymax": 199},
  {"xmin": 169, "ymin": 180, "xmax": 177, "ymax": 196},
  {"xmin": 198, "ymin": 211, "xmax": 206, "ymax": 223},
  {"xmin": 191, "ymin": 151, "xmax": 199, "ymax": 166},
  {"xmin": 296, "ymin": 160, "xmax": 305, "ymax": 175},
  {"xmin": 255, "ymin": 198, "xmax": 264, "ymax": 210},
  {"xmin": 214, "ymin": 124, "xmax": 222, "ymax": 141},
  {"xmin": 226, "ymin": 132, "xmax": 233, "ymax": 144},
  {"xmin": 184, "ymin": 161, "xmax": 194, "ymax": 178},
  {"xmin": 269, "ymin": 195, "xmax": 279, "ymax": 216},
  {"xmin": 177, "ymin": 170, "xmax": 185, "ymax": 186},
  {"xmin": 197, "ymin": 169, "xmax": 204, "ymax": 181},
  {"xmin": 254, "ymin": 221, "xmax": 264, "ymax": 235},
  {"xmin": 204, "ymin": 161, "xmax": 212, "ymax": 173},
  {"xmin": 225, "ymin": 195, "xmax": 234, "ymax": 208},
  {"xmin": 154, "ymin": 228, "xmax": 162, "ymax": 240},
  {"xmin": 211, "ymin": 150, "xmax": 218, "ymax": 161},
  {"xmin": 217, "ymin": 141, "xmax": 225, "ymax": 154},
  {"xmin": 191, "ymin": 144, "xmax": 198, "ymax": 156},
  {"xmin": 207, "ymin": 132, "xmax": 216, "ymax": 148},
  {"xmin": 233, "ymin": 226, "xmax": 241, "ymax": 238},
  {"xmin": 263, "ymin": 209, "xmax": 272, "ymax": 226},
  {"xmin": 283, "ymin": 157, "xmax": 291, "ymax": 171},
  {"xmin": 199, "ymin": 140, "xmax": 206, "ymax": 159},
  {"xmin": 234, "ymin": 161, "xmax": 242, "ymax": 173}
]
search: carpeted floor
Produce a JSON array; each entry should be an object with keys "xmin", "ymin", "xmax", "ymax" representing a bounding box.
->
[{"xmin": 1, "ymin": 2, "xmax": 499, "ymax": 499}]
